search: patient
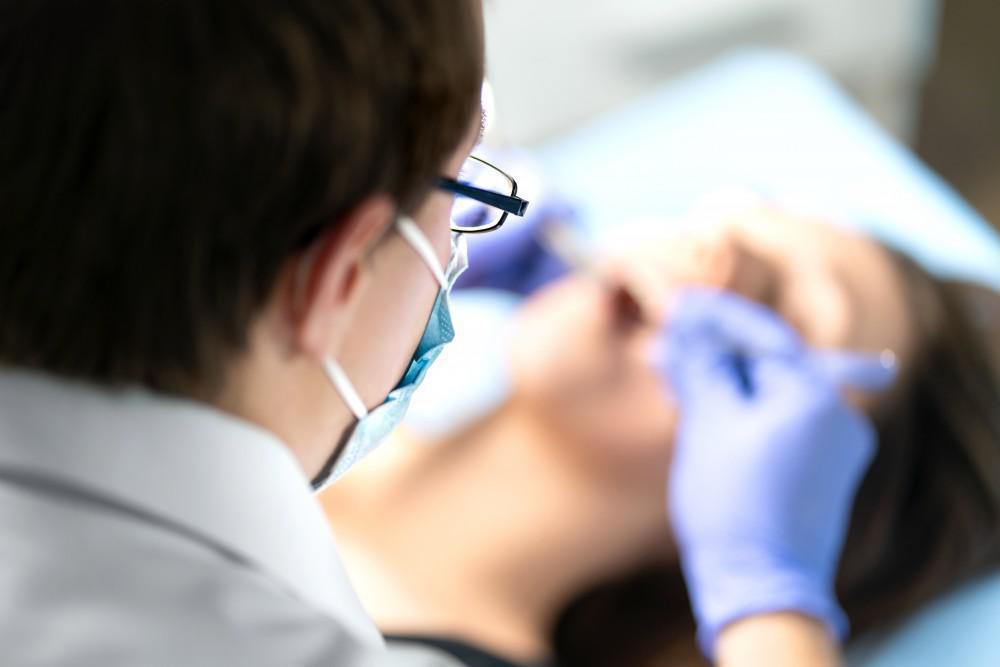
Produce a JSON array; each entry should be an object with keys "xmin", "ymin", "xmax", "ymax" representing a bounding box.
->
[{"xmin": 321, "ymin": 208, "xmax": 1000, "ymax": 667}]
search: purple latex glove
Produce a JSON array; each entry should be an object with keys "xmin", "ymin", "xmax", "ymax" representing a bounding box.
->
[
  {"xmin": 454, "ymin": 199, "xmax": 576, "ymax": 296},
  {"xmin": 654, "ymin": 289, "xmax": 895, "ymax": 657}
]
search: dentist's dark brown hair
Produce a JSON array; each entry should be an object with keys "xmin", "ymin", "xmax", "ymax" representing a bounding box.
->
[{"xmin": 0, "ymin": 0, "xmax": 484, "ymax": 395}]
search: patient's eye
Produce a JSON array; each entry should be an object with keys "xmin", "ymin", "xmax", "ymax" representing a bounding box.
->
[
  {"xmin": 777, "ymin": 272, "xmax": 851, "ymax": 346},
  {"xmin": 720, "ymin": 240, "xmax": 780, "ymax": 310}
]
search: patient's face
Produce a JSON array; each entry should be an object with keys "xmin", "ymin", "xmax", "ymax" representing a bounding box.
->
[{"xmin": 509, "ymin": 208, "xmax": 913, "ymax": 480}]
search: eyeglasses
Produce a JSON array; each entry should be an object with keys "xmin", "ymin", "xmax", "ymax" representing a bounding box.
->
[{"xmin": 438, "ymin": 155, "xmax": 530, "ymax": 234}]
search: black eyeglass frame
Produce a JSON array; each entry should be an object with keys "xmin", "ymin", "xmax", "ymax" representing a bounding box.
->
[{"xmin": 437, "ymin": 155, "xmax": 530, "ymax": 234}]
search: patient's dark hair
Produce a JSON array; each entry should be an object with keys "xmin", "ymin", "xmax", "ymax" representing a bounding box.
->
[
  {"xmin": 552, "ymin": 251, "xmax": 1000, "ymax": 667},
  {"xmin": 0, "ymin": 0, "xmax": 483, "ymax": 395}
]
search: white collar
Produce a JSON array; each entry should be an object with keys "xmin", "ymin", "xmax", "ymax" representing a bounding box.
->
[{"xmin": 0, "ymin": 370, "xmax": 382, "ymax": 648}]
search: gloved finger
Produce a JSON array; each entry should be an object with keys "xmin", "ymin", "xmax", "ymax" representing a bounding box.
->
[
  {"xmin": 809, "ymin": 349, "xmax": 898, "ymax": 393},
  {"xmin": 458, "ymin": 219, "xmax": 542, "ymax": 284},
  {"xmin": 652, "ymin": 326, "xmax": 748, "ymax": 407},
  {"xmin": 455, "ymin": 203, "xmax": 575, "ymax": 293},
  {"xmin": 667, "ymin": 288, "xmax": 803, "ymax": 358}
]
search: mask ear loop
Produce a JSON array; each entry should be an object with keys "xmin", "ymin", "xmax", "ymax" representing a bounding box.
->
[
  {"xmin": 396, "ymin": 216, "xmax": 448, "ymax": 290},
  {"xmin": 294, "ymin": 235, "xmax": 372, "ymax": 422},
  {"xmin": 323, "ymin": 359, "xmax": 369, "ymax": 420},
  {"xmin": 318, "ymin": 217, "xmax": 446, "ymax": 423}
]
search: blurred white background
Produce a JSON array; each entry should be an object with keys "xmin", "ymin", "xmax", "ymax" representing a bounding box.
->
[{"xmin": 483, "ymin": 0, "xmax": 941, "ymax": 146}]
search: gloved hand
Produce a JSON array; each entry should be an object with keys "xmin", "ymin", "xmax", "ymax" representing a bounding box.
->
[
  {"xmin": 454, "ymin": 198, "xmax": 575, "ymax": 295},
  {"xmin": 654, "ymin": 289, "xmax": 895, "ymax": 657}
]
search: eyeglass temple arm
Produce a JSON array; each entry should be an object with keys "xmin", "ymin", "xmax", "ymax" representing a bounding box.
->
[{"xmin": 437, "ymin": 178, "xmax": 530, "ymax": 216}]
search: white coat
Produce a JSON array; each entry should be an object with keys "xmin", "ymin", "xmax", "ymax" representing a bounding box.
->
[{"xmin": 0, "ymin": 371, "xmax": 461, "ymax": 666}]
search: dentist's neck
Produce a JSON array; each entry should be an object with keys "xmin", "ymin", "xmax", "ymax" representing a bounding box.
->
[{"xmin": 323, "ymin": 398, "xmax": 670, "ymax": 663}]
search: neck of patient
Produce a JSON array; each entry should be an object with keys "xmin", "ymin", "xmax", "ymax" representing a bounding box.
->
[{"xmin": 324, "ymin": 397, "xmax": 672, "ymax": 663}]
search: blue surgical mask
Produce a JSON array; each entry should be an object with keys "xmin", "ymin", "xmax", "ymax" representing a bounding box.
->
[{"xmin": 312, "ymin": 217, "xmax": 468, "ymax": 488}]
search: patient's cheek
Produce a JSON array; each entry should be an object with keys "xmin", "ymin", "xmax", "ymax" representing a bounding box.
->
[
  {"xmin": 612, "ymin": 333, "xmax": 680, "ymax": 468},
  {"xmin": 509, "ymin": 277, "xmax": 617, "ymax": 401},
  {"xmin": 508, "ymin": 276, "xmax": 682, "ymax": 479}
]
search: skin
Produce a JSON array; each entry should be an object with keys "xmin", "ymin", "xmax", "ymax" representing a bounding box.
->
[
  {"xmin": 511, "ymin": 207, "xmax": 914, "ymax": 471},
  {"xmin": 322, "ymin": 209, "xmax": 915, "ymax": 664},
  {"xmin": 717, "ymin": 613, "xmax": 841, "ymax": 667},
  {"xmin": 210, "ymin": 104, "xmax": 484, "ymax": 482}
]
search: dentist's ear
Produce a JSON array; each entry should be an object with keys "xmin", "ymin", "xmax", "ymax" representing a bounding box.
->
[{"xmin": 290, "ymin": 195, "xmax": 397, "ymax": 359}]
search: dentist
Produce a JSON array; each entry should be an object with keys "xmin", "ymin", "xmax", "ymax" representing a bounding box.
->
[{"xmin": 0, "ymin": 1, "xmax": 889, "ymax": 665}]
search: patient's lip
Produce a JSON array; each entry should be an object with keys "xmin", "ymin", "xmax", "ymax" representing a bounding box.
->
[{"xmin": 611, "ymin": 284, "xmax": 647, "ymax": 328}]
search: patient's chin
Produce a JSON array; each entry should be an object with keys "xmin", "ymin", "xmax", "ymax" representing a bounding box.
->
[
  {"xmin": 524, "ymin": 371, "xmax": 679, "ymax": 483},
  {"xmin": 509, "ymin": 281, "xmax": 614, "ymax": 404},
  {"xmin": 511, "ymin": 296, "xmax": 678, "ymax": 477}
]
